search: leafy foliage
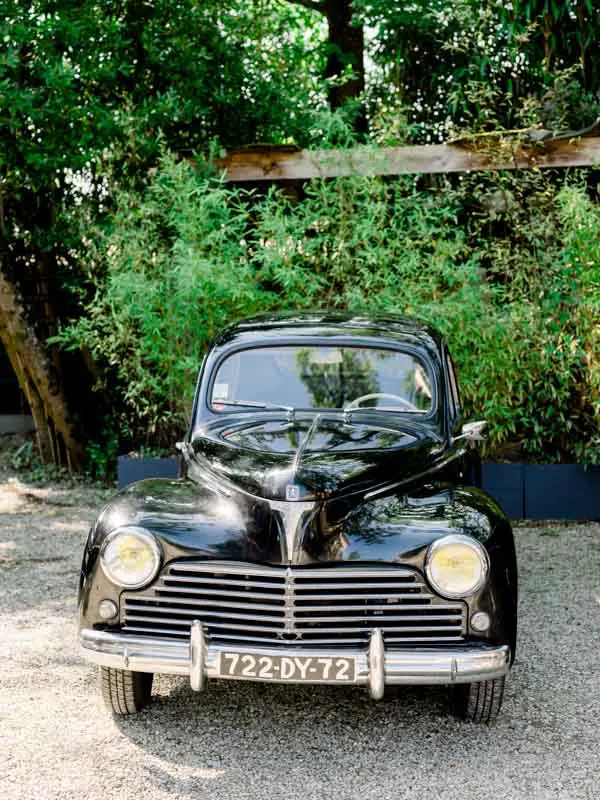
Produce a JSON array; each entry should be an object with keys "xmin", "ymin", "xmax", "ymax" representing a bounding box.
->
[
  {"xmin": 55, "ymin": 153, "xmax": 600, "ymax": 463},
  {"xmin": 357, "ymin": 0, "xmax": 600, "ymax": 143},
  {"xmin": 0, "ymin": 0, "xmax": 325, "ymax": 308}
]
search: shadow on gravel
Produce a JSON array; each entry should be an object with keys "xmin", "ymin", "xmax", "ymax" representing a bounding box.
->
[{"xmin": 114, "ymin": 678, "xmax": 510, "ymax": 797}]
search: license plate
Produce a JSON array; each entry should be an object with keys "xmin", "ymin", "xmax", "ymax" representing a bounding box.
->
[{"xmin": 218, "ymin": 652, "xmax": 356, "ymax": 683}]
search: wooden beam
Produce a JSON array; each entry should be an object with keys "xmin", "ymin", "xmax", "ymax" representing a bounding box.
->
[{"xmin": 216, "ymin": 138, "xmax": 600, "ymax": 182}]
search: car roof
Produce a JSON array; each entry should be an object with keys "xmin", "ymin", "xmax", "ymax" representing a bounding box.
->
[{"xmin": 211, "ymin": 312, "xmax": 444, "ymax": 355}]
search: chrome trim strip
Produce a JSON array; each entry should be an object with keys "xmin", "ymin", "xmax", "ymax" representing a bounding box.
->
[
  {"xmin": 363, "ymin": 452, "xmax": 457, "ymax": 501},
  {"xmin": 80, "ymin": 629, "xmax": 509, "ymax": 688},
  {"xmin": 157, "ymin": 561, "xmax": 417, "ymax": 578},
  {"xmin": 291, "ymin": 412, "xmax": 322, "ymax": 476}
]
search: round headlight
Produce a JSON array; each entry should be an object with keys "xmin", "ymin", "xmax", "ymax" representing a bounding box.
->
[
  {"xmin": 425, "ymin": 535, "xmax": 489, "ymax": 598},
  {"xmin": 100, "ymin": 527, "xmax": 161, "ymax": 589}
]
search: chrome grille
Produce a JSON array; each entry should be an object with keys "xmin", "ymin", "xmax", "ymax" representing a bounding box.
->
[{"xmin": 121, "ymin": 561, "xmax": 466, "ymax": 647}]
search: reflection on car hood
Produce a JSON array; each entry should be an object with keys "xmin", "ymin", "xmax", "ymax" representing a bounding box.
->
[{"xmin": 190, "ymin": 412, "xmax": 447, "ymax": 502}]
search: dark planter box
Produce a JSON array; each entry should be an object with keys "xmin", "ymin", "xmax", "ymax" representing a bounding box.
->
[
  {"xmin": 482, "ymin": 463, "xmax": 600, "ymax": 520},
  {"xmin": 117, "ymin": 455, "xmax": 179, "ymax": 489},
  {"xmin": 117, "ymin": 456, "xmax": 600, "ymax": 521},
  {"xmin": 523, "ymin": 464, "xmax": 600, "ymax": 520},
  {"xmin": 481, "ymin": 463, "xmax": 524, "ymax": 519}
]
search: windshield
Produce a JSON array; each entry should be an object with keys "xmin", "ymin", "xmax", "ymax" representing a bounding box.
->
[{"xmin": 210, "ymin": 345, "xmax": 434, "ymax": 414}]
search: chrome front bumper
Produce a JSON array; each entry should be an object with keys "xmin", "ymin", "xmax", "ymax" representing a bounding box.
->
[{"xmin": 80, "ymin": 625, "xmax": 509, "ymax": 699}]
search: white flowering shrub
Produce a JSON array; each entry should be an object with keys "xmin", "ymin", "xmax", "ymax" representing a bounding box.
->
[{"xmin": 356, "ymin": 0, "xmax": 600, "ymax": 143}]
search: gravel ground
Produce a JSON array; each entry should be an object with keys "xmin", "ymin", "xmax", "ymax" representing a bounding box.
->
[{"xmin": 1, "ymin": 477, "xmax": 599, "ymax": 800}]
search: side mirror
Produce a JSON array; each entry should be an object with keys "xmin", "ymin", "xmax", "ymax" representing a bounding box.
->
[{"xmin": 453, "ymin": 420, "xmax": 487, "ymax": 447}]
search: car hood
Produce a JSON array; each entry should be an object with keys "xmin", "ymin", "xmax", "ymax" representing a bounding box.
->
[
  {"xmin": 189, "ymin": 412, "xmax": 447, "ymax": 502},
  {"xmin": 90, "ymin": 476, "xmax": 503, "ymax": 575}
]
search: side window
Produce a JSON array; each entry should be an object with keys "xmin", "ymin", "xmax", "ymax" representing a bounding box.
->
[{"xmin": 445, "ymin": 353, "xmax": 461, "ymax": 421}]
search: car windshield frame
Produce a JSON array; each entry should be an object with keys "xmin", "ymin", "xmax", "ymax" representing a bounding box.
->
[{"xmin": 204, "ymin": 341, "xmax": 439, "ymax": 420}]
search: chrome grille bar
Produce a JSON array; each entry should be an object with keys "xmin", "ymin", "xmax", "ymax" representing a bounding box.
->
[{"xmin": 156, "ymin": 587, "xmax": 284, "ymax": 600}]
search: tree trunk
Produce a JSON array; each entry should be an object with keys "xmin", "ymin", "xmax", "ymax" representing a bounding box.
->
[
  {"xmin": 324, "ymin": 0, "xmax": 366, "ymax": 133},
  {"xmin": 0, "ymin": 264, "xmax": 85, "ymax": 473},
  {"xmin": 289, "ymin": 0, "xmax": 366, "ymax": 132}
]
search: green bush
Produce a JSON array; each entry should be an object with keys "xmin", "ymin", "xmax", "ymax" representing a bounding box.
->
[{"xmin": 54, "ymin": 153, "xmax": 600, "ymax": 464}]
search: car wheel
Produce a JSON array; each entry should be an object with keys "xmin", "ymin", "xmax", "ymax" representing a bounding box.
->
[
  {"xmin": 453, "ymin": 676, "xmax": 505, "ymax": 723},
  {"xmin": 100, "ymin": 667, "xmax": 153, "ymax": 715}
]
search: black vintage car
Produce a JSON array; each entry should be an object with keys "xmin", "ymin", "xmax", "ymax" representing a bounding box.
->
[{"xmin": 79, "ymin": 313, "xmax": 518, "ymax": 722}]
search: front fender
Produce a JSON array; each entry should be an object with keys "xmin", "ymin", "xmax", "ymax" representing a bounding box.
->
[
  {"xmin": 325, "ymin": 484, "xmax": 517, "ymax": 652},
  {"xmin": 78, "ymin": 477, "xmax": 275, "ymax": 626}
]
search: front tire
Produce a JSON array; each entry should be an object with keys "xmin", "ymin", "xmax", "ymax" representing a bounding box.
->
[
  {"xmin": 453, "ymin": 676, "xmax": 505, "ymax": 723},
  {"xmin": 100, "ymin": 667, "xmax": 153, "ymax": 715}
]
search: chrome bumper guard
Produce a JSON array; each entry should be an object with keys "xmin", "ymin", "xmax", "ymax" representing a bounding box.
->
[{"xmin": 80, "ymin": 625, "xmax": 509, "ymax": 699}]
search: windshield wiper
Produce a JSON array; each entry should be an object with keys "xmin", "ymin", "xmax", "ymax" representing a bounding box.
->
[
  {"xmin": 342, "ymin": 406, "xmax": 422, "ymax": 414},
  {"xmin": 213, "ymin": 399, "xmax": 296, "ymax": 413}
]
